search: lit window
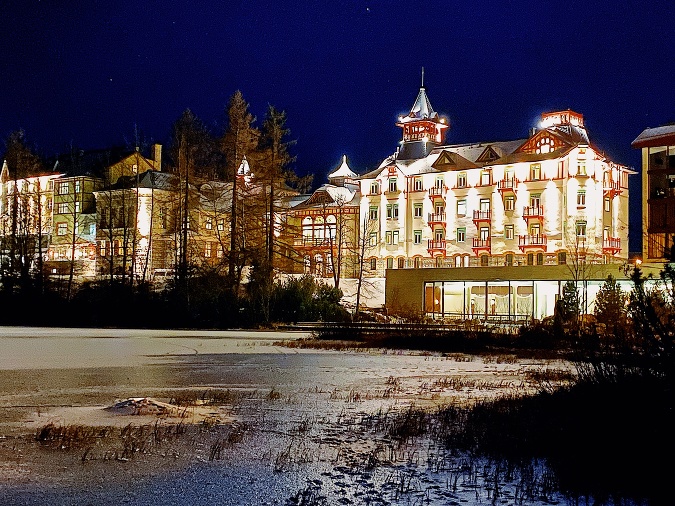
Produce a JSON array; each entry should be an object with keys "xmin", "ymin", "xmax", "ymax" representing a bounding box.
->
[
  {"xmin": 505, "ymin": 225, "xmax": 514, "ymax": 240},
  {"xmin": 57, "ymin": 202, "xmax": 68, "ymax": 214},
  {"xmin": 75, "ymin": 201, "xmax": 80, "ymax": 213},
  {"xmin": 392, "ymin": 230, "xmax": 399, "ymax": 244},
  {"xmin": 413, "ymin": 178, "xmax": 423, "ymax": 191},
  {"xmin": 369, "ymin": 206, "xmax": 378, "ymax": 220},
  {"xmin": 413, "ymin": 203, "xmax": 423, "ymax": 218},
  {"xmin": 388, "ymin": 178, "xmax": 397, "ymax": 192},
  {"xmin": 369, "ymin": 233, "xmax": 377, "ymax": 246},
  {"xmin": 504, "ymin": 196, "xmax": 514, "ymax": 211},
  {"xmin": 435, "ymin": 177, "xmax": 444, "ymax": 188},
  {"xmin": 205, "ymin": 242, "xmax": 212, "ymax": 257},
  {"xmin": 205, "ymin": 217, "xmax": 213, "ymax": 230},
  {"xmin": 74, "ymin": 180, "xmax": 81, "ymax": 193},
  {"xmin": 57, "ymin": 222, "xmax": 67, "ymax": 236},
  {"xmin": 604, "ymin": 198, "xmax": 610, "ymax": 212},
  {"xmin": 457, "ymin": 199, "xmax": 466, "ymax": 216},
  {"xmin": 57, "ymin": 182, "xmax": 69, "ymax": 195},
  {"xmin": 480, "ymin": 227, "xmax": 489, "ymax": 241},
  {"xmin": 530, "ymin": 164, "xmax": 541, "ymax": 181},
  {"xmin": 577, "ymin": 191, "xmax": 586, "ymax": 207},
  {"xmin": 217, "ymin": 218, "xmax": 224, "ymax": 231},
  {"xmin": 457, "ymin": 172, "xmax": 467, "ymax": 188},
  {"xmin": 480, "ymin": 170, "xmax": 491, "ymax": 186},
  {"xmin": 414, "ymin": 230, "xmax": 422, "ymax": 244},
  {"xmin": 99, "ymin": 240, "xmax": 106, "ymax": 256},
  {"xmin": 576, "ymin": 221, "xmax": 587, "ymax": 237},
  {"xmin": 370, "ymin": 258, "xmax": 377, "ymax": 270},
  {"xmin": 456, "ymin": 228, "xmax": 466, "ymax": 242},
  {"xmin": 578, "ymin": 163, "xmax": 587, "ymax": 176},
  {"xmin": 385, "ymin": 231, "xmax": 392, "ymax": 244}
]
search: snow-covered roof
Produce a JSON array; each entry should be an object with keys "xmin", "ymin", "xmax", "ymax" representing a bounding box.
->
[
  {"xmin": 632, "ymin": 125, "xmax": 675, "ymax": 148},
  {"xmin": 237, "ymin": 155, "xmax": 250, "ymax": 175},
  {"xmin": 328, "ymin": 155, "xmax": 357, "ymax": 179},
  {"xmin": 398, "ymin": 87, "xmax": 439, "ymax": 123}
]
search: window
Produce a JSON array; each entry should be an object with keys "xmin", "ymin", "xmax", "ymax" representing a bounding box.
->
[
  {"xmin": 435, "ymin": 229, "xmax": 444, "ymax": 241},
  {"xmin": 530, "ymin": 223, "xmax": 541, "ymax": 236},
  {"xmin": 457, "ymin": 172, "xmax": 467, "ymax": 188},
  {"xmin": 413, "ymin": 177, "xmax": 423, "ymax": 191},
  {"xmin": 457, "ymin": 199, "xmax": 466, "ymax": 216},
  {"xmin": 369, "ymin": 206, "xmax": 378, "ymax": 220},
  {"xmin": 505, "ymin": 253, "xmax": 514, "ymax": 266},
  {"xmin": 505, "ymin": 225, "xmax": 514, "ymax": 240},
  {"xmin": 435, "ymin": 204, "xmax": 444, "ymax": 215},
  {"xmin": 57, "ymin": 202, "xmax": 68, "ymax": 214},
  {"xmin": 456, "ymin": 227, "xmax": 466, "ymax": 242},
  {"xmin": 369, "ymin": 232, "xmax": 377, "ymax": 246},
  {"xmin": 75, "ymin": 201, "xmax": 80, "ymax": 213},
  {"xmin": 576, "ymin": 221, "xmax": 587, "ymax": 237},
  {"xmin": 386, "ymin": 257, "xmax": 394, "ymax": 269},
  {"xmin": 414, "ymin": 257, "xmax": 421, "ymax": 268},
  {"xmin": 46, "ymin": 198, "xmax": 52, "ymax": 210},
  {"xmin": 480, "ymin": 255, "xmax": 489, "ymax": 266},
  {"xmin": 205, "ymin": 242, "xmax": 212, "ymax": 257},
  {"xmin": 397, "ymin": 257, "xmax": 405, "ymax": 269},
  {"xmin": 385, "ymin": 231, "xmax": 393, "ymax": 244},
  {"xmin": 88, "ymin": 223, "xmax": 95, "ymax": 235},
  {"xmin": 558, "ymin": 252, "xmax": 567, "ymax": 265},
  {"xmin": 480, "ymin": 170, "xmax": 491, "ymax": 186},
  {"xmin": 205, "ymin": 217, "xmax": 213, "ymax": 230},
  {"xmin": 578, "ymin": 162, "xmax": 587, "ymax": 176},
  {"xmin": 392, "ymin": 230, "xmax": 399, "ymax": 244},
  {"xmin": 577, "ymin": 190, "xmax": 586, "ymax": 207},
  {"xmin": 530, "ymin": 194, "xmax": 541, "ymax": 208},
  {"xmin": 504, "ymin": 196, "xmax": 514, "ymax": 211},
  {"xmin": 530, "ymin": 163, "xmax": 541, "ymax": 181},
  {"xmin": 74, "ymin": 180, "xmax": 81, "ymax": 193},
  {"xmin": 480, "ymin": 227, "xmax": 490, "ymax": 241},
  {"xmin": 388, "ymin": 178, "xmax": 398, "ymax": 192},
  {"xmin": 217, "ymin": 218, "xmax": 224, "ymax": 231},
  {"xmin": 57, "ymin": 222, "xmax": 67, "ymax": 236},
  {"xmin": 537, "ymin": 252, "xmax": 544, "ymax": 265},
  {"xmin": 527, "ymin": 253, "xmax": 534, "ymax": 266},
  {"xmin": 604, "ymin": 198, "xmax": 610, "ymax": 212},
  {"xmin": 413, "ymin": 230, "xmax": 422, "ymax": 244},
  {"xmin": 57, "ymin": 182, "xmax": 69, "ymax": 195},
  {"xmin": 370, "ymin": 258, "xmax": 377, "ymax": 270},
  {"xmin": 99, "ymin": 240, "xmax": 106, "ymax": 256},
  {"xmin": 479, "ymin": 198, "xmax": 490, "ymax": 212},
  {"xmin": 435, "ymin": 177, "xmax": 444, "ymax": 188},
  {"xmin": 436, "ymin": 256, "xmax": 443, "ymax": 268},
  {"xmin": 392, "ymin": 204, "xmax": 399, "ymax": 219},
  {"xmin": 413, "ymin": 203, "xmax": 423, "ymax": 218},
  {"xmin": 369, "ymin": 182, "xmax": 379, "ymax": 195},
  {"xmin": 386, "ymin": 204, "xmax": 392, "ymax": 219}
]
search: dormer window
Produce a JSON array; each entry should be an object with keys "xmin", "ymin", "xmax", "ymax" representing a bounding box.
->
[{"xmin": 536, "ymin": 136, "xmax": 555, "ymax": 154}]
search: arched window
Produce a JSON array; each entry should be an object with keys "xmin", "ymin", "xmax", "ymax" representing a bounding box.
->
[
  {"xmin": 302, "ymin": 216, "xmax": 313, "ymax": 238},
  {"xmin": 326, "ymin": 214, "xmax": 337, "ymax": 239}
]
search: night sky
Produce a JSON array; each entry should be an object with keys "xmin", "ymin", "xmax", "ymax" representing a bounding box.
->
[{"xmin": 1, "ymin": 1, "xmax": 674, "ymax": 251}]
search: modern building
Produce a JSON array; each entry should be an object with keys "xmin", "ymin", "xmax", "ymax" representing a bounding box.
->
[{"xmin": 632, "ymin": 124, "xmax": 675, "ymax": 262}]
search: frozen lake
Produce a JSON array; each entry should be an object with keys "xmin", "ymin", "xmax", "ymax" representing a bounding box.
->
[{"xmin": 0, "ymin": 326, "xmax": 575, "ymax": 505}]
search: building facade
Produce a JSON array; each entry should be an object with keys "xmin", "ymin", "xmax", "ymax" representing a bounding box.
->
[{"xmin": 632, "ymin": 124, "xmax": 675, "ymax": 262}]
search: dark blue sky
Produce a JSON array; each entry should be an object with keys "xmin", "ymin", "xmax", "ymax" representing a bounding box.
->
[{"xmin": 1, "ymin": 1, "xmax": 674, "ymax": 251}]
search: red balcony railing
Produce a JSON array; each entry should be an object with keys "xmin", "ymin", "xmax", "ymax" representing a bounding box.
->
[
  {"xmin": 603, "ymin": 237, "xmax": 621, "ymax": 255},
  {"xmin": 427, "ymin": 212, "xmax": 446, "ymax": 226},
  {"xmin": 518, "ymin": 234, "xmax": 547, "ymax": 251},
  {"xmin": 427, "ymin": 239, "xmax": 447, "ymax": 256},
  {"xmin": 472, "ymin": 210, "xmax": 491, "ymax": 226},
  {"xmin": 472, "ymin": 238, "xmax": 491, "ymax": 255},
  {"xmin": 522, "ymin": 205, "xmax": 544, "ymax": 222},
  {"xmin": 428, "ymin": 186, "xmax": 447, "ymax": 199},
  {"xmin": 497, "ymin": 178, "xmax": 517, "ymax": 193},
  {"xmin": 603, "ymin": 180, "xmax": 622, "ymax": 199}
]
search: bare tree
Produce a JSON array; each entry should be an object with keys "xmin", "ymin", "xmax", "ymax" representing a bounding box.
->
[{"xmin": 352, "ymin": 216, "xmax": 379, "ymax": 321}]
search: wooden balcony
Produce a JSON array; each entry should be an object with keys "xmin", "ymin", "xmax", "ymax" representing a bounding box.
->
[
  {"xmin": 428, "ymin": 186, "xmax": 447, "ymax": 200},
  {"xmin": 427, "ymin": 239, "xmax": 447, "ymax": 256},
  {"xmin": 603, "ymin": 180, "xmax": 622, "ymax": 199},
  {"xmin": 522, "ymin": 205, "xmax": 544, "ymax": 223},
  {"xmin": 497, "ymin": 178, "xmax": 517, "ymax": 194},
  {"xmin": 472, "ymin": 238, "xmax": 491, "ymax": 255},
  {"xmin": 472, "ymin": 210, "xmax": 491, "ymax": 226},
  {"xmin": 518, "ymin": 234, "xmax": 547, "ymax": 252},
  {"xmin": 603, "ymin": 237, "xmax": 621, "ymax": 255},
  {"xmin": 427, "ymin": 212, "xmax": 446, "ymax": 227}
]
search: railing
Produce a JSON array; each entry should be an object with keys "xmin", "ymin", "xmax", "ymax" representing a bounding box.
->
[
  {"xmin": 603, "ymin": 180, "xmax": 622, "ymax": 197},
  {"xmin": 497, "ymin": 178, "xmax": 517, "ymax": 192},
  {"xmin": 427, "ymin": 239, "xmax": 447, "ymax": 251},
  {"xmin": 522, "ymin": 205, "xmax": 544, "ymax": 220},
  {"xmin": 427, "ymin": 212, "xmax": 446, "ymax": 224},
  {"xmin": 472, "ymin": 238, "xmax": 491, "ymax": 250},
  {"xmin": 518, "ymin": 234, "xmax": 547, "ymax": 248},
  {"xmin": 472, "ymin": 210, "xmax": 491, "ymax": 222},
  {"xmin": 294, "ymin": 237, "xmax": 333, "ymax": 248},
  {"xmin": 603, "ymin": 237, "xmax": 621, "ymax": 253},
  {"xmin": 428, "ymin": 186, "xmax": 447, "ymax": 198}
]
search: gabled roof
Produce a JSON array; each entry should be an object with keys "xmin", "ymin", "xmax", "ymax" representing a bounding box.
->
[
  {"xmin": 110, "ymin": 170, "xmax": 176, "ymax": 190},
  {"xmin": 632, "ymin": 124, "xmax": 675, "ymax": 148},
  {"xmin": 50, "ymin": 146, "xmax": 133, "ymax": 178},
  {"xmin": 431, "ymin": 150, "xmax": 479, "ymax": 171},
  {"xmin": 294, "ymin": 184, "xmax": 357, "ymax": 208},
  {"xmin": 328, "ymin": 155, "xmax": 357, "ymax": 179}
]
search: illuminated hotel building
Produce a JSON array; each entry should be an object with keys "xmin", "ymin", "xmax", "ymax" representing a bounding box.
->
[{"xmin": 357, "ymin": 85, "xmax": 633, "ymax": 319}]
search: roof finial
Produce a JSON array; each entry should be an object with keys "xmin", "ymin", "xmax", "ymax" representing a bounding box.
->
[{"xmin": 421, "ymin": 67, "xmax": 425, "ymax": 88}]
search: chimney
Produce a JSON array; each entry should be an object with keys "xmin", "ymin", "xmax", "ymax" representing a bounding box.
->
[{"xmin": 152, "ymin": 144, "xmax": 162, "ymax": 171}]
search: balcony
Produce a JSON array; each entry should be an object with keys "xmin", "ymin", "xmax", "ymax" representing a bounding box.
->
[
  {"xmin": 472, "ymin": 210, "xmax": 491, "ymax": 226},
  {"xmin": 522, "ymin": 205, "xmax": 544, "ymax": 223},
  {"xmin": 603, "ymin": 237, "xmax": 621, "ymax": 255},
  {"xmin": 603, "ymin": 180, "xmax": 622, "ymax": 199},
  {"xmin": 518, "ymin": 234, "xmax": 547, "ymax": 252},
  {"xmin": 384, "ymin": 188, "xmax": 401, "ymax": 199},
  {"xmin": 427, "ymin": 212, "xmax": 446, "ymax": 227},
  {"xmin": 427, "ymin": 239, "xmax": 447, "ymax": 256},
  {"xmin": 472, "ymin": 238, "xmax": 491, "ymax": 255},
  {"xmin": 497, "ymin": 178, "xmax": 517, "ymax": 194},
  {"xmin": 428, "ymin": 186, "xmax": 447, "ymax": 200},
  {"xmin": 294, "ymin": 237, "xmax": 332, "ymax": 249}
]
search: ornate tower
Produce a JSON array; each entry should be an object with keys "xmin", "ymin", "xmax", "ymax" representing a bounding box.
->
[{"xmin": 396, "ymin": 72, "xmax": 449, "ymax": 160}]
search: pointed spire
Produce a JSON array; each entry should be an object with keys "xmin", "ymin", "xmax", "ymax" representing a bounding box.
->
[
  {"xmin": 328, "ymin": 154, "xmax": 357, "ymax": 180},
  {"xmin": 1, "ymin": 160, "xmax": 9, "ymax": 184},
  {"xmin": 421, "ymin": 66, "xmax": 424, "ymax": 88}
]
